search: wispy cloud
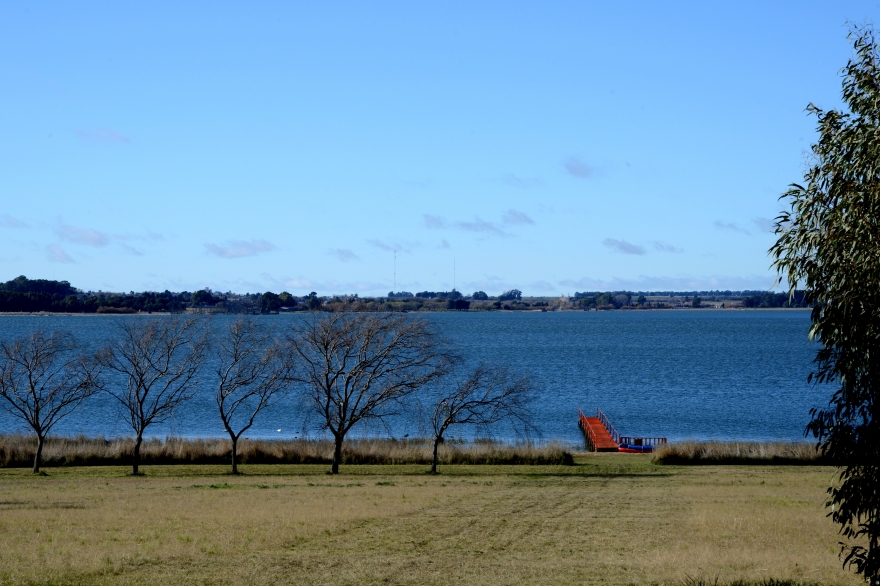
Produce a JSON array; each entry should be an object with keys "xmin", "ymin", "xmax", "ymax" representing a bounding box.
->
[
  {"xmin": 714, "ymin": 220, "xmax": 750, "ymax": 235},
  {"xmin": 404, "ymin": 178, "xmax": 432, "ymax": 189},
  {"xmin": 46, "ymin": 244, "xmax": 74, "ymax": 263},
  {"xmin": 438, "ymin": 239, "xmax": 450, "ymax": 249},
  {"xmin": 205, "ymin": 239, "xmax": 275, "ymax": 259},
  {"xmin": 114, "ymin": 230, "xmax": 164, "ymax": 244},
  {"xmin": 502, "ymin": 209, "xmax": 535, "ymax": 226},
  {"xmin": 529, "ymin": 280, "xmax": 556, "ymax": 292},
  {"xmin": 423, "ymin": 214, "xmax": 448, "ymax": 229},
  {"xmin": 56, "ymin": 224, "xmax": 109, "ymax": 247},
  {"xmin": 329, "ymin": 248, "xmax": 360, "ymax": 262},
  {"xmin": 108, "ymin": 231, "xmax": 163, "ymax": 255},
  {"xmin": 119, "ymin": 243, "xmax": 144, "ymax": 256},
  {"xmin": 752, "ymin": 217, "xmax": 775, "ymax": 233},
  {"xmin": 425, "ymin": 212, "xmax": 536, "ymax": 238},
  {"xmin": 261, "ymin": 273, "xmax": 388, "ymax": 294},
  {"xmin": 564, "ymin": 156, "xmax": 592, "ymax": 178},
  {"xmin": 366, "ymin": 239, "xmax": 420, "ymax": 253},
  {"xmin": 501, "ymin": 173, "xmax": 543, "ymax": 189},
  {"xmin": 603, "ymin": 238, "xmax": 646, "ymax": 255},
  {"xmin": 457, "ymin": 217, "xmax": 510, "ymax": 237},
  {"xmin": 0, "ymin": 214, "xmax": 27, "ymax": 228},
  {"xmin": 462, "ymin": 275, "xmax": 522, "ymax": 294},
  {"xmin": 558, "ymin": 274, "xmax": 779, "ymax": 292},
  {"xmin": 76, "ymin": 127, "xmax": 131, "ymax": 143},
  {"xmin": 653, "ymin": 241, "xmax": 683, "ymax": 253}
]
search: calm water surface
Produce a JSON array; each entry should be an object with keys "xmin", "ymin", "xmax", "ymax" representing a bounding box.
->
[{"xmin": 0, "ymin": 310, "xmax": 824, "ymax": 445}]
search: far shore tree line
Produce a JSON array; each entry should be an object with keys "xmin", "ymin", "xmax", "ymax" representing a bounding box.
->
[
  {"xmin": 0, "ymin": 312, "xmax": 536, "ymax": 475},
  {"xmin": 1, "ymin": 276, "xmax": 806, "ymax": 314}
]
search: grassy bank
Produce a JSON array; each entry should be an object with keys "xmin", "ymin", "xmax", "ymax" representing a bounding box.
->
[
  {"xmin": 652, "ymin": 441, "xmax": 828, "ymax": 465},
  {"xmin": 0, "ymin": 435, "xmax": 573, "ymax": 468},
  {"xmin": 0, "ymin": 454, "xmax": 859, "ymax": 586}
]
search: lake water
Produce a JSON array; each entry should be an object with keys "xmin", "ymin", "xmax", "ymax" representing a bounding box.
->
[{"xmin": 0, "ymin": 310, "xmax": 825, "ymax": 446}]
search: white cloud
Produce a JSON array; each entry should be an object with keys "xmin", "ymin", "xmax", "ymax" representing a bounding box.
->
[
  {"xmin": 76, "ymin": 127, "xmax": 131, "ymax": 143},
  {"xmin": 558, "ymin": 274, "xmax": 778, "ymax": 292},
  {"xmin": 205, "ymin": 239, "xmax": 275, "ymax": 259},
  {"xmin": 603, "ymin": 238, "xmax": 647, "ymax": 255},
  {"xmin": 564, "ymin": 157, "xmax": 592, "ymax": 178},
  {"xmin": 529, "ymin": 280, "xmax": 556, "ymax": 292},
  {"xmin": 56, "ymin": 224, "xmax": 109, "ymax": 247},
  {"xmin": 119, "ymin": 243, "xmax": 144, "ymax": 256},
  {"xmin": 652, "ymin": 241, "xmax": 683, "ymax": 253},
  {"xmin": 502, "ymin": 209, "xmax": 535, "ymax": 226},
  {"xmin": 329, "ymin": 248, "xmax": 360, "ymax": 262},
  {"xmin": 366, "ymin": 239, "xmax": 420, "ymax": 253},
  {"xmin": 714, "ymin": 220, "xmax": 750, "ymax": 235},
  {"xmin": 501, "ymin": 174, "xmax": 543, "ymax": 188},
  {"xmin": 46, "ymin": 244, "xmax": 74, "ymax": 263},
  {"xmin": 423, "ymin": 214, "xmax": 448, "ymax": 229},
  {"xmin": 425, "ymin": 212, "xmax": 533, "ymax": 238},
  {"xmin": 1, "ymin": 214, "xmax": 27, "ymax": 228},
  {"xmin": 752, "ymin": 217, "xmax": 775, "ymax": 233},
  {"xmin": 261, "ymin": 273, "xmax": 388, "ymax": 294},
  {"xmin": 456, "ymin": 217, "xmax": 510, "ymax": 237}
]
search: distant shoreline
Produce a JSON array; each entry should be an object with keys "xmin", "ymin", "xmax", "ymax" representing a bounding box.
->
[{"xmin": 0, "ymin": 307, "xmax": 812, "ymax": 317}]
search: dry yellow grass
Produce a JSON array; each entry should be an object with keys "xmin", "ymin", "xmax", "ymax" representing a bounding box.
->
[
  {"xmin": 653, "ymin": 441, "xmax": 824, "ymax": 465},
  {"xmin": 0, "ymin": 455, "xmax": 860, "ymax": 586},
  {"xmin": 0, "ymin": 435, "xmax": 572, "ymax": 467}
]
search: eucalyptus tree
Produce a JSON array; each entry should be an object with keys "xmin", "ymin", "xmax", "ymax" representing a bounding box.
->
[
  {"xmin": 0, "ymin": 330, "xmax": 101, "ymax": 473},
  {"xmin": 99, "ymin": 317, "xmax": 208, "ymax": 475},
  {"xmin": 215, "ymin": 318, "xmax": 294, "ymax": 474},
  {"xmin": 289, "ymin": 309, "xmax": 453, "ymax": 474},
  {"xmin": 771, "ymin": 24, "xmax": 880, "ymax": 583},
  {"xmin": 427, "ymin": 364, "xmax": 536, "ymax": 474}
]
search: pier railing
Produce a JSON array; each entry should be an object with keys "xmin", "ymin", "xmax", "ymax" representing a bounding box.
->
[
  {"xmin": 596, "ymin": 409, "xmax": 620, "ymax": 444},
  {"xmin": 618, "ymin": 436, "xmax": 667, "ymax": 446},
  {"xmin": 579, "ymin": 407, "xmax": 667, "ymax": 451},
  {"xmin": 578, "ymin": 408, "xmax": 599, "ymax": 451}
]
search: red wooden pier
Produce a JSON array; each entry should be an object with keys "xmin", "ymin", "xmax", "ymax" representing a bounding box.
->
[{"xmin": 578, "ymin": 408, "xmax": 667, "ymax": 453}]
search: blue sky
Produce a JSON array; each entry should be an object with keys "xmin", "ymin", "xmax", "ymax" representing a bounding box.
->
[{"xmin": 0, "ymin": 2, "xmax": 873, "ymax": 296}]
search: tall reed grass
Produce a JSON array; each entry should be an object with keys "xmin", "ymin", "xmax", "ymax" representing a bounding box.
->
[
  {"xmin": 652, "ymin": 440, "xmax": 829, "ymax": 465},
  {"xmin": 0, "ymin": 435, "xmax": 573, "ymax": 468}
]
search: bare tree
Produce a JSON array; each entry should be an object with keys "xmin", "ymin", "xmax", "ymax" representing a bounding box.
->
[
  {"xmin": 0, "ymin": 330, "xmax": 101, "ymax": 473},
  {"xmin": 428, "ymin": 364, "xmax": 536, "ymax": 474},
  {"xmin": 99, "ymin": 317, "xmax": 208, "ymax": 475},
  {"xmin": 215, "ymin": 318, "xmax": 294, "ymax": 474},
  {"xmin": 290, "ymin": 309, "xmax": 453, "ymax": 474}
]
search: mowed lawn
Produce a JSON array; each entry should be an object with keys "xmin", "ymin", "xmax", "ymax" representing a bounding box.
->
[{"xmin": 0, "ymin": 454, "xmax": 859, "ymax": 586}]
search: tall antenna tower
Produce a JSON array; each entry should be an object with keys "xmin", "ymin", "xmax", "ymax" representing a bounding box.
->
[
  {"xmin": 453, "ymin": 257, "xmax": 456, "ymax": 292},
  {"xmin": 393, "ymin": 250, "xmax": 397, "ymax": 293}
]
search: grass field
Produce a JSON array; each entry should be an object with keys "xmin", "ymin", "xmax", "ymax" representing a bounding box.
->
[{"xmin": 0, "ymin": 454, "xmax": 859, "ymax": 586}]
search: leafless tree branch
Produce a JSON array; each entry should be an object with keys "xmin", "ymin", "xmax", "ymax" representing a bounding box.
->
[
  {"xmin": 215, "ymin": 318, "xmax": 295, "ymax": 473},
  {"xmin": 288, "ymin": 308, "xmax": 454, "ymax": 473},
  {"xmin": 428, "ymin": 364, "xmax": 537, "ymax": 473},
  {"xmin": 98, "ymin": 317, "xmax": 208, "ymax": 475},
  {"xmin": 0, "ymin": 330, "xmax": 101, "ymax": 473}
]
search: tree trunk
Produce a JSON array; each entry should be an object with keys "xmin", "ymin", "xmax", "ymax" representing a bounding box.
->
[
  {"xmin": 331, "ymin": 435, "xmax": 343, "ymax": 474},
  {"xmin": 231, "ymin": 437, "xmax": 239, "ymax": 475},
  {"xmin": 133, "ymin": 434, "xmax": 142, "ymax": 475},
  {"xmin": 33, "ymin": 434, "xmax": 44, "ymax": 474},
  {"xmin": 431, "ymin": 435, "xmax": 441, "ymax": 474}
]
